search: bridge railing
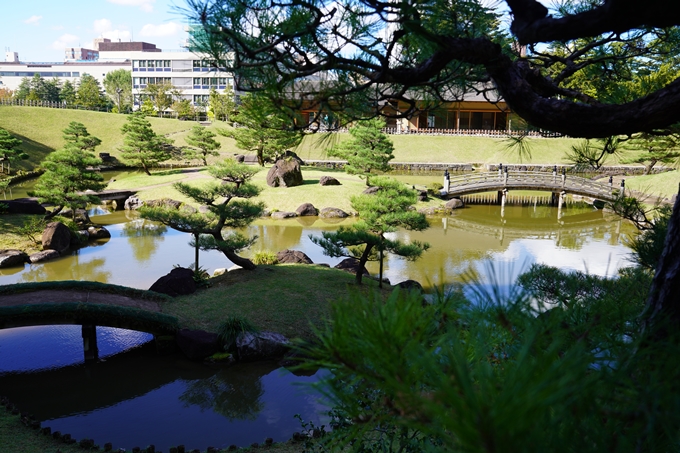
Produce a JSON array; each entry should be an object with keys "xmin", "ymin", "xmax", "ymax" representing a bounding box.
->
[{"xmin": 445, "ymin": 171, "xmax": 616, "ymax": 199}]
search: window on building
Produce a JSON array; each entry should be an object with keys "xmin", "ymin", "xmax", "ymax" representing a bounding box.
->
[{"xmin": 139, "ymin": 60, "xmax": 147, "ymax": 68}]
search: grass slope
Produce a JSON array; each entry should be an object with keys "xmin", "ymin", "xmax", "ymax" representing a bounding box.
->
[
  {"xmin": 1, "ymin": 106, "xmax": 647, "ymax": 172},
  {"xmin": 163, "ymin": 264, "xmax": 390, "ymax": 340},
  {"xmin": 626, "ymin": 170, "xmax": 680, "ymax": 199}
]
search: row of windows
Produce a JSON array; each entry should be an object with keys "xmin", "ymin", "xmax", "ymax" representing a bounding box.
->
[
  {"xmin": 133, "ymin": 77, "xmax": 172, "ymax": 85},
  {"xmin": 133, "ymin": 60, "xmax": 171, "ymax": 68},
  {"xmin": 0, "ymin": 71, "xmax": 79, "ymax": 77},
  {"xmin": 193, "ymin": 77, "xmax": 230, "ymax": 85}
]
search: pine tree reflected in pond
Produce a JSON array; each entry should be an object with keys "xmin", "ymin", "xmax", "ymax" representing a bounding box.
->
[
  {"xmin": 179, "ymin": 361, "xmax": 278, "ymax": 421},
  {"xmin": 121, "ymin": 219, "xmax": 167, "ymax": 263}
]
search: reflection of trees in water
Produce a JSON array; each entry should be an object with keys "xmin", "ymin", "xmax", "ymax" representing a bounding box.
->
[
  {"xmin": 121, "ymin": 219, "xmax": 167, "ymax": 262},
  {"xmin": 246, "ymin": 224, "xmax": 303, "ymax": 253},
  {"xmin": 180, "ymin": 368, "xmax": 265, "ymax": 421},
  {"xmin": 20, "ymin": 257, "xmax": 111, "ymax": 283}
]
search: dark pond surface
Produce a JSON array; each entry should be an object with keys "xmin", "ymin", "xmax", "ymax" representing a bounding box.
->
[{"xmin": 0, "ymin": 326, "xmax": 327, "ymax": 451}]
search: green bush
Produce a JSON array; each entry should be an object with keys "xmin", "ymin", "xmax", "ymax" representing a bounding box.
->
[
  {"xmin": 217, "ymin": 316, "xmax": 259, "ymax": 350},
  {"xmin": 252, "ymin": 250, "xmax": 279, "ymax": 265},
  {"xmin": 427, "ymin": 182, "xmax": 444, "ymax": 195}
]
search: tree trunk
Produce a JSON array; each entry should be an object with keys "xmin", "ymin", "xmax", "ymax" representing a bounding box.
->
[
  {"xmin": 222, "ymin": 248, "xmax": 257, "ymax": 270},
  {"xmin": 44, "ymin": 205, "xmax": 64, "ymax": 220},
  {"xmin": 356, "ymin": 244, "xmax": 373, "ymax": 285},
  {"xmin": 194, "ymin": 232, "xmax": 200, "ymax": 270},
  {"xmin": 642, "ymin": 184, "xmax": 680, "ymax": 339},
  {"xmin": 378, "ymin": 238, "xmax": 384, "ymax": 289}
]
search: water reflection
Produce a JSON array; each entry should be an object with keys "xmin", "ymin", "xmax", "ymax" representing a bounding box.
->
[
  {"xmin": 0, "ymin": 327, "xmax": 325, "ymax": 451},
  {"xmin": 0, "ymin": 204, "xmax": 636, "ymax": 290},
  {"xmin": 121, "ymin": 218, "xmax": 167, "ymax": 263}
]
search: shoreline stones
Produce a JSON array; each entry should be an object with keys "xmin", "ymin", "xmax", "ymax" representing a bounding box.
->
[
  {"xmin": 0, "ymin": 250, "xmax": 29, "ymax": 268},
  {"xmin": 276, "ymin": 249, "xmax": 313, "ymax": 264}
]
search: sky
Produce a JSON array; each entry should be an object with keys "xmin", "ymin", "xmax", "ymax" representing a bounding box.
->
[{"xmin": 0, "ymin": 0, "xmax": 194, "ymax": 62}]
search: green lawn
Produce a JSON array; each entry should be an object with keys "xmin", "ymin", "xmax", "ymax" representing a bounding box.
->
[
  {"xmin": 625, "ymin": 170, "xmax": 680, "ymax": 199},
  {"xmin": 163, "ymin": 264, "xmax": 391, "ymax": 340}
]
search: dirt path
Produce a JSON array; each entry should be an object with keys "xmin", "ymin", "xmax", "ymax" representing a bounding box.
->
[{"xmin": 0, "ymin": 290, "xmax": 162, "ymax": 312}]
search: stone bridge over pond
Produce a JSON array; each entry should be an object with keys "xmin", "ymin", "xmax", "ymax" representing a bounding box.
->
[{"xmin": 0, "ymin": 287, "xmax": 178, "ymax": 361}]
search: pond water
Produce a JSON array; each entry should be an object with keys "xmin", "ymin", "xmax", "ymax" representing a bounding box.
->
[{"xmin": 0, "ymin": 201, "xmax": 638, "ymax": 450}]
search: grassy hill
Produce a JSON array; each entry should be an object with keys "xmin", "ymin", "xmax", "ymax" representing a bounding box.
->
[{"xmin": 0, "ymin": 105, "xmax": 647, "ymax": 173}]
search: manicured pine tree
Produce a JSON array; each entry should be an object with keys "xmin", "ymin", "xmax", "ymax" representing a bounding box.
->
[
  {"xmin": 328, "ymin": 118, "xmax": 394, "ymax": 186},
  {"xmin": 220, "ymin": 92, "xmax": 303, "ymax": 166},
  {"xmin": 183, "ymin": 125, "xmax": 221, "ymax": 165},
  {"xmin": 0, "ymin": 128, "xmax": 27, "ymax": 174},
  {"xmin": 120, "ymin": 113, "xmax": 173, "ymax": 176},
  {"xmin": 139, "ymin": 158, "xmax": 264, "ymax": 270},
  {"xmin": 33, "ymin": 123, "xmax": 106, "ymax": 220},
  {"xmin": 311, "ymin": 176, "xmax": 430, "ymax": 286}
]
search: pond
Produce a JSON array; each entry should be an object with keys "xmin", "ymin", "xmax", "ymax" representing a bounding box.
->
[{"xmin": 0, "ymin": 201, "xmax": 638, "ymax": 450}]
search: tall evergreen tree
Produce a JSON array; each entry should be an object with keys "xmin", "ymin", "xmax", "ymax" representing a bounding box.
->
[
  {"xmin": 311, "ymin": 177, "xmax": 430, "ymax": 286},
  {"xmin": 328, "ymin": 118, "xmax": 395, "ymax": 186},
  {"xmin": 183, "ymin": 125, "xmax": 221, "ymax": 165},
  {"xmin": 120, "ymin": 114, "xmax": 173, "ymax": 175},
  {"xmin": 60, "ymin": 80, "xmax": 77, "ymax": 106},
  {"xmin": 139, "ymin": 158, "xmax": 264, "ymax": 270},
  {"xmin": 76, "ymin": 74, "xmax": 107, "ymax": 109},
  {"xmin": 219, "ymin": 92, "xmax": 303, "ymax": 166},
  {"xmin": 33, "ymin": 124, "xmax": 106, "ymax": 219},
  {"xmin": 14, "ymin": 78, "xmax": 31, "ymax": 100},
  {"xmin": 0, "ymin": 128, "xmax": 27, "ymax": 174}
]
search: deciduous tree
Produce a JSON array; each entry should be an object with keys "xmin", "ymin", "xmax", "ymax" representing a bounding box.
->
[
  {"xmin": 209, "ymin": 87, "xmax": 235, "ymax": 121},
  {"xmin": 143, "ymin": 81, "xmax": 174, "ymax": 116},
  {"xmin": 103, "ymin": 69, "xmax": 133, "ymax": 113}
]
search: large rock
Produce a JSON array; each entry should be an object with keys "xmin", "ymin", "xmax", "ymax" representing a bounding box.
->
[
  {"xmin": 236, "ymin": 331, "xmax": 290, "ymax": 361},
  {"xmin": 149, "ymin": 267, "xmax": 197, "ymax": 297},
  {"xmin": 334, "ymin": 257, "xmax": 369, "ymax": 276},
  {"xmin": 124, "ymin": 196, "xmax": 144, "ymax": 210},
  {"xmin": 271, "ymin": 211, "xmax": 298, "ymax": 219},
  {"xmin": 176, "ymin": 329, "xmax": 220, "ymax": 361},
  {"xmin": 87, "ymin": 226, "xmax": 111, "ymax": 240},
  {"xmin": 445, "ymin": 198, "xmax": 465, "ymax": 210},
  {"xmin": 296, "ymin": 203, "xmax": 318, "ymax": 216},
  {"xmin": 319, "ymin": 207, "xmax": 349, "ymax": 218},
  {"xmin": 319, "ymin": 176, "xmax": 341, "ymax": 186},
  {"xmin": 0, "ymin": 250, "xmax": 29, "ymax": 268},
  {"xmin": 266, "ymin": 158, "xmax": 304, "ymax": 187},
  {"xmin": 60, "ymin": 208, "xmax": 91, "ymax": 224},
  {"xmin": 29, "ymin": 249, "xmax": 61, "ymax": 264},
  {"xmin": 4, "ymin": 199, "xmax": 46, "ymax": 215},
  {"xmin": 397, "ymin": 279, "xmax": 424, "ymax": 293},
  {"xmin": 42, "ymin": 222, "xmax": 73, "ymax": 254},
  {"xmin": 277, "ymin": 249, "xmax": 313, "ymax": 264},
  {"xmin": 362, "ymin": 186, "xmax": 380, "ymax": 195}
]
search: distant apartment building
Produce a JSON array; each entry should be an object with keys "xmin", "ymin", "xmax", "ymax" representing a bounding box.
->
[{"xmin": 0, "ymin": 39, "xmax": 233, "ymax": 109}]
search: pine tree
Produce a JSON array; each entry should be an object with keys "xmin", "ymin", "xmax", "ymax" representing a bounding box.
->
[
  {"xmin": 33, "ymin": 124, "xmax": 106, "ymax": 220},
  {"xmin": 139, "ymin": 159, "xmax": 264, "ymax": 270},
  {"xmin": 328, "ymin": 118, "xmax": 394, "ymax": 186},
  {"xmin": 220, "ymin": 92, "xmax": 303, "ymax": 166},
  {"xmin": 0, "ymin": 128, "xmax": 27, "ymax": 174},
  {"xmin": 183, "ymin": 125, "xmax": 221, "ymax": 165},
  {"xmin": 120, "ymin": 114, "xmax": 173, "ymax": 175},
  {"xmin": 60, "ymin": 81, "xmax": 76, "ymax": 106},
  {"xmin": 76, "ymin": 74, "xmax": 107, "ymax": 109},
  {"xmin": 311, "ymin": 177, "xmax": 430, "ymax": 286}
]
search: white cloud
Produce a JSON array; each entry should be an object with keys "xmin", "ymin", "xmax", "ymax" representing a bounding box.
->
[
  {"xmin": 90, "ymin": 19, "xmax": 132, "ymax": 45},
  {"xmin": 139, "ymin": 22, "xmax": 182, "ymax": 37},
  {"xmin": 24, "ymin": 15, "xmax": 42, "ymax": 26},
  {"xmin": 51, "ymin": 25, "xmax": 65, "ymax": 31},
  {"xmin": 106, "ymin": 0, "xmax": 155, "ymax": 13},
  {"xmin": 51, "ymin": 33, "xmax": 79, "ymax": 50}
]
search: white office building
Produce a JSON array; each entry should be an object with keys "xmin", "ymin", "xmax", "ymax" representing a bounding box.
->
[{"xmin": 0, "ymin": 40, "xmax": 233, "ymax": 109}]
